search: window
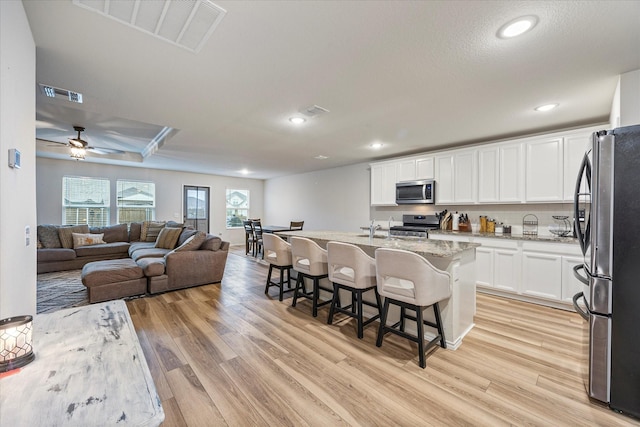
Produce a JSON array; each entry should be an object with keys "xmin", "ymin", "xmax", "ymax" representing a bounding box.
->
[
  {"xmin": 117, "ymin": 180, "xmax": 156, "ymax": 223},
  {"xmin": 226, "ymin": 189, "xmax": 249, "ymax": 228},
  {"xmin": 62, "ymin": 176, "xmax": 110, "ymax": 226}
]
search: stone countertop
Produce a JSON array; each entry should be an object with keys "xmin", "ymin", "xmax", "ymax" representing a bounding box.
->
[
  {"xmin": 429, "ymin": 229, "xmax": 579, "ymax": 244},
  {"xmin": 278, "ymin": 230, "xmax": 479, "ymax": 258}
]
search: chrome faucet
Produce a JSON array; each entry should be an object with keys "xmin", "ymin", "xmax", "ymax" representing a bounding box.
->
[{"xmin": 369, "ymin": 220, "xmax": 380, "ymax": 239}]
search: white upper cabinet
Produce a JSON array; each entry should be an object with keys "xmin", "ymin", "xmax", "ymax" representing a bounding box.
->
[
  {"xmin": 415, "ymin": 156, "xmax": 434, "ymax": 180},
  {"xmin": 478, "ymin": 146, "xmax": 499, "ymax": 202},
  {"xmin": 453, "ymin": 150, "xmax": 477, "ymax": 203},
  {"xmin": 525, "ymin": 137, "xmax": 564, "ymax": 202},
  {"xmin": 499, "ymin": 143, "xmax": 523, "ymax": 202},
  {"xmin": 435, "ymin": 154, "xmax": 454, "ymax": 204},
  {"xmin": 563, "ymin": 131, "xmax": 591, "ymax": 201},
  {"xmin": 370, "ymin": 162, "xmax": 397, "ymax": 205},
  {"xmin": 396, "ymin": 159, "xmax": 417, "ymax": 182}
]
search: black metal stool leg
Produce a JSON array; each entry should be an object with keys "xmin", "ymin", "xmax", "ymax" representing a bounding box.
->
[
  {"xmin": 416, "ymin": 306, "xmax": 426, "ymax": 369},
  {"xmin": 434, "ymin": 302, "xmax": 446, "ymax": 348},
  {"xmin": 292, "ymin": 273, "xmax": 303, "ymax": 307},
  {"xmin": 356, "ymin": 289, "xmax": 364, "ymax": 339},
  {"xmin": 327, "ymin": 282, "xmax": 339, "ymax": 324},
  {"xmin": 265, "ymin": 264, "xmax": 274, "ymax": 295},
  {"xmin": 376, "ymin": 298, "xmax": 390, "ymax": 347}
]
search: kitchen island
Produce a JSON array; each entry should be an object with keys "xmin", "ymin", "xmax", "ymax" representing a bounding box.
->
[{"xmin": 278, "ymin": 231, "xmax": 479, "ymax": 349}]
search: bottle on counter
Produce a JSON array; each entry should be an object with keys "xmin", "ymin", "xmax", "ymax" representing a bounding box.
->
[{"xmin": 480, "ymin": 216, "xmax": 487, "ymax": 232}]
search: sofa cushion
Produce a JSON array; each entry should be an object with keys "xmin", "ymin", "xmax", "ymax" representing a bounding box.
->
[
  {"xmin": 200, "ymin": 235, "xmax": 222, "ymax": 251},
  {"xmin": 81, "ymin": 259, "xmax": 144, "ymax": 287},
  {"xmin": 89, "ymin": 224, "xmax": 128, "ymax": 243},
  {"xmin": 154, "ymin": 227, "xmax": 182, "ymax": 249},
  {"xmin": 74, "ymin": 242, "xmax": 130, "ymax": 257},
  {"xmin": 136, "ymin": 258, "xmax": 166, "ymax": 277},
  {"xmin": 72, "ymin": 233, "xmax": 106, "ymax": 248},
  {"xmin": 58, "ymin": 225, "xmax": 90, "ymax": 249},
  {"xmin": 130, "ymin": 247, "xmax": 171, "ymax": 261},
  {"xmin": 37, "ymin": 248, "xmax": 76, "ymax": 262},
  {"xmin": 175, "ymin": 231, "xmax": 207, "ymax": 252},
  {"xmin": 141, "ymin": 221, "xmax": 166, "ymax": 242},
  {"xmin": 128, "ymin": 241, "xmax": 155, "ymax": 257},
  {"xmin": 177, "ymin": 227, "xmax": 198, "ymax": 246},
  {"xmin": 37, "ymin": 225, "xmax": 63, "ymax": 248},
  {"xmin": 166, "ymin": 221, "xmax": 184, "ymax": 228},
  {"xmin": 129, "ymin": 222, "xmax": 142, "ymax": 242}
]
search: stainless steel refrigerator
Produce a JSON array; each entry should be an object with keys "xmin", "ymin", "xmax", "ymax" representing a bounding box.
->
[{"xmin": 573, "ymin": 124, "xmax": 640, "ymax": 419}]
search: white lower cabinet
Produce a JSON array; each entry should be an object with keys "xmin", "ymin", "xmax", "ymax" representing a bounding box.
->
[
  {"xmin": 561, "ymin": 255, "xmax": 584, "ymax": 304},
  {"xmin": 429, "ymin": 233, "xmax": 582, "ymax": 308},
  {"xmin": 521, "ymin": 251, "xmax": 562, "ymax": 300}
]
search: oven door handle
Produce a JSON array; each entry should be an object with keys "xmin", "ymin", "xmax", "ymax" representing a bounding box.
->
[
  {"xmin": 573, "ymin": 292, "xmax": 589, "ymax": 321},
  {"xmin": 573, "ymin": 264, "xmax": 589, "ymax": 285}
]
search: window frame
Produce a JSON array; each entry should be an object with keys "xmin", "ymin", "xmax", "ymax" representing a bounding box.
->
[
  {"xmin": 116, "ymin": 179, "xmax": 156, "ymax": 224},
  {"xmin": 225, "ymin": 189, "xmax": 250, "ymax": 229},
  {"xmin": 62, "ymin": 175, "xmax": 110, "ymax": 227}
]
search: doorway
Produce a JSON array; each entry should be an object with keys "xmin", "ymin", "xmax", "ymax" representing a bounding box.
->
[{"xmin": 183, "ymin": 185, "xmax": 210, "ymax": 233}]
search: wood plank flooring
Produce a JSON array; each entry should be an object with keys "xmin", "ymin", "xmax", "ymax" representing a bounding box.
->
[{"xmin": 127, "ymin": 247, "xmax": 639, "ymax": 426}]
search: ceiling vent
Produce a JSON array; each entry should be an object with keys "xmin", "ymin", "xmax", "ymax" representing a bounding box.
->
[
  {"xmin": 72, "ymin": 0, "xmax": 227, "ymax": 53},
  {"xmin": 38, "ymin": 84, "xmax": 83, "ymax": 103},
  {"xmin": 300, "ymin": 105, "xmax": 330, "ymax": 118}
]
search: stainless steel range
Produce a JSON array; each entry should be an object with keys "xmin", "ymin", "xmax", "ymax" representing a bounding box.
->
[{"xmin": 389, "ymin": 214, "xmax": 440, "ymax": 238}]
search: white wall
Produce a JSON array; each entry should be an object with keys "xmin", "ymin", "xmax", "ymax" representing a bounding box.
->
[
  {"xmin": 264, "ymin": 163, "xmax": 370, "ymax": 232},
  {"xmin": 619, "ymin": 69, "xmax": 640, "ymax": 126},
  {"xmin": 36, "ymin": 158, "xmax": 264, "ymax": 246},
  {"xmin": 0, "ymin": 1, "xmax": 37, "ymax": 318}
]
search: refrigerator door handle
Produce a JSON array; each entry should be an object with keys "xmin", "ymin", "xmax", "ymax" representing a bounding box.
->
[
  {"xmin": 573, "ymin": 292, "xmax": 589, "ymax": 321},
  {"xmin": 573, "ymin": 264, "xmax": 589, "ymax": 285},
  {"xmin": 574, "ymin": 152, "xmax": 591, "ymax": 255}
]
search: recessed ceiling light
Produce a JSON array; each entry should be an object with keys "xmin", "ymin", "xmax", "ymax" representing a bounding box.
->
[
  {"xmin": 535, "ymin": 103, "xmax": 558, "ymax": 112},
  {"xmin": 239, "ymin": 169, "xmax": 250, "ymax": 175},
  {"xmin": 498, "ymin": 15, "xmax": 538, "ymax": 39},
  {"xmin": 370, "ymin": 142, "xmax": 384, "ymax": 149},
  {"xmin": 314, "ymin": 155, "xmax": 328, "ymax": 160},
  {"xmin": 289, "ymin": 117, "xmax": 306, "ymax": 125}
]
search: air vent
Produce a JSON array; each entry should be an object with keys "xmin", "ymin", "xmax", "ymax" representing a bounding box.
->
[
  {"xmin": 72, "ymin": 0, "xmax": 226, "ymax": 53},
  {"xmin": 300, "ymin": 105, "xmax": 330, "ymax": 118},
  {"xmin": 38, "ymin": 84, "xmax": 83, "ymax": 103}
]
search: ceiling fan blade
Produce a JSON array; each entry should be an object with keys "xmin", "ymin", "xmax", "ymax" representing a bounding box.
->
[
  {"xmin": 87, "ymin": 146, "xmax": 126, "ymax": 155},
  {"xmin": 36, "ymin": 137, "xmax": 69, "ymax": 147}
]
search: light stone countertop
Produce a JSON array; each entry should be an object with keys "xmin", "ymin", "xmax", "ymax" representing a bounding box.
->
[
  {"xmin": 278, "ymin": 230, "xmax": 479, "ymax": 258},
  {"xmin": 429, "ymin": 229, "xmax": 579, "ymax": 244}
]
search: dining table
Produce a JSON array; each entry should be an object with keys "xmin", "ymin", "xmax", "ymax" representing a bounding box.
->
[{"xmin": 261, "ymin": 225, "xmax": 291, "ymax": 233}]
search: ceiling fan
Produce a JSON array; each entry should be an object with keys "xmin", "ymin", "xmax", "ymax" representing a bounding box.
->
[{"xmin": 43, "ymin": 125, "xmax": 126, "ymax": 160}]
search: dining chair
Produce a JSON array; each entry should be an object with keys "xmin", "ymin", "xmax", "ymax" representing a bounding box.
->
[
  {"xmin": 326, "ymin": 241, "xmax": 381, "ymax": 338},
  {"xmin": 290, "ymin": 237, "xmax": 332, "ymax": 317},
  {"xmin": 374, "ymin": 247, "xmax": 451, "ymax": 368},
  {"xmin": 243, "ymin": 220, "xmax": 255, "ymax": 255},
  {"xmin": 289, "ymin": 220, "xmax": 304, "ymax": 231},
  {"xmin": 263, "ymin": 233, "xmax": 295, "ymax": 301},
  {"xmin": 251, "ymin": 220, "xmax": 263, "ymax": 258}
]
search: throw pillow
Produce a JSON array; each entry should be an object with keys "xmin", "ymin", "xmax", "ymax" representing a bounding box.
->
[
  {"xmin": 72, "ymin": 233, "xmax": 106, "ymax": 248},
  {"xmin": 141, "ymin": 221, "xmax": 166, "ymax": 242},
  {"xmin": 58, "ymin": 225, "xmax": 90, "ymax": 249},
  {"xmin": 37, "ymin": 225, "xmax": 63, "ymax": 248},
  {"xmin": 154, "ymin": 227, "xmax": 182, "ymax": 249},
  {"xmin": 177, "ymin": 227, "xmax": 198, "ymax": 246},
  {"xmin": 174, "ymin": 231, "xmax": 207, "ymax": 252},
  {"xmin": 89, "ymin": 223, "xmax": 128, "ymax": 243}
]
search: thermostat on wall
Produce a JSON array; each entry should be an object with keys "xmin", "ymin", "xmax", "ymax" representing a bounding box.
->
[{"xmin": 8, "ymin": 148, "xmax": 21, "ymax": 169}]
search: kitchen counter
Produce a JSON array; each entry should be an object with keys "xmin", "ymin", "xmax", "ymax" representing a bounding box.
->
[
  {"xmin": 429, "ymin": 229, "xmax": 579, "ymax": 244},
  {"xmin": 278, "ymin": 230, "xmax": 478, "ymax": 349},
  {"xmin": 279, "ymin": 230, "xmax": 479, "ymax": 259}
]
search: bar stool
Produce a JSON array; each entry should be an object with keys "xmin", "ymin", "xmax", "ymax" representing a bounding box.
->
[
  {"xmin": 243, "ymin": 220, "xmax": 255, "ymax": 255},
  {"xmin": 263, "ymin": 233, "xmax": 295, "ymax": 301},
  {"xmin": 326, "ymin": 241, "xmax": 381, "ymax": 339},
  {"xmin": 374, "ymin": 247, "xmax": 451, "ymax": 368},
  {"xmin": 290, "ymin": 237, "xmax": 332, "ymax": 317}
]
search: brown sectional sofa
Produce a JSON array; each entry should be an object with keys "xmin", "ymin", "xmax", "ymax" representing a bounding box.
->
[{"xmin": 37, "ymin": 222, "xmax": 229, "ymax": 303}]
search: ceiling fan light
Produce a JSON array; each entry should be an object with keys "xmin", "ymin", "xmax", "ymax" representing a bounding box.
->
[
  {"xmin": 70, "ymin": 146, "xmax": 86, "ymax": 160},
  {"xmin": 69, "ymin": 138, "xmax": 85, "ymax": 148}
]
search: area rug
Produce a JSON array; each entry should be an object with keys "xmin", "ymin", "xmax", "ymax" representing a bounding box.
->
[{"xmin": 37, "ymin": 269, "xmax": 88, "ymax": 314}]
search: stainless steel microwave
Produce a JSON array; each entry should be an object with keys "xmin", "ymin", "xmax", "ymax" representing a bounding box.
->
[{"xmin": 396, "ymin": 179, "xmax": 435, "ymax": 204}]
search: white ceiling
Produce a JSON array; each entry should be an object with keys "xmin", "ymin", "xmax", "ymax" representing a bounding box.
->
[{"xmin": 24, "ymin": 0, "xmax": 640, "ymax": 179}]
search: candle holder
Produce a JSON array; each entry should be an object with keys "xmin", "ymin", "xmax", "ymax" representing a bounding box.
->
[{"xmin": 0, "ymin": 315, "xmax": 35, "ymax": 372}]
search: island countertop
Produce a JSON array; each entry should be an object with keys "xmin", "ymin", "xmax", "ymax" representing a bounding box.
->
[{"xmin": 278, "ymin": 230, "xmax": 479, "ymax": 258}]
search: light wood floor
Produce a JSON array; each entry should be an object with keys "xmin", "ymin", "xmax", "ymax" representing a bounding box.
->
[{"xmin": 127, "ymin": 248, "xmax": 639, "ymax": 427}]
